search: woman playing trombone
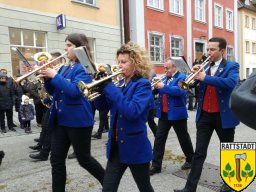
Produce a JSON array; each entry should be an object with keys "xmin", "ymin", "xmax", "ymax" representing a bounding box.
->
[{"xmin": 94, "ymin": 42, "xmax": 155, "ymax": 192}]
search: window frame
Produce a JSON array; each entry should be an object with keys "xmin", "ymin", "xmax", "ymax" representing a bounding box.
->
[
  {"xmin": 252, "ymin": 42, "xmax": 256, "ymax": 54},
  {"xmin": 226, "ymin": 9, "xmax": 233, "ymax": 31},
  {"xmin": 226, "ymin": 46, "xmax": 234, "ymax": 61},
  {"xmin": 147, "ymin": 0, "xmax": 164, "ymax": 11},
  {"xmin": 71, "ymin": 0, "xmax": 98, "ymax": 7},
  {"xmin": 148, "ymin": 31, "xmax": 165, "ymax": 64},
  {"xmin": 170, "ymin": 35, "xmax": 184, "ymax": 57},
  {"xmin": 245, "ymin": 15, "xmax": 249, "ymax": 28},
  {"xmin": 245, "ymin": 41, "xmax": 250, "ymax": 53},
  {"xmin": 169, "ymin": 0, "xmax": 183, "ymax": 16},
  {"xmin": 252, "ymin": 18, "xmax": 256, "ymax": 30},
  {"xmin": 214, "ymin": 3, "xmax": 223, "ymax": 28},
  {"xmin": 195, "ymin": 0, "xmax": 206, "ymax": 22}
]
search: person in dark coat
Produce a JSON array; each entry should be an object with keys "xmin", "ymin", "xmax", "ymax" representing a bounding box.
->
[
  {"xmin": 19, "ymin": 95, "xmax": 35, "ymax": 133},
  {"xmin": 0, "ymin": 72, "xmax": 16, "ymax": 133}
]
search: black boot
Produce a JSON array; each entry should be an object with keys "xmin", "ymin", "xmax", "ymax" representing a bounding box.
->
[
  {"xmin": 67, "ymin": 152, "xmax": 76, "ymax": 159},
  {"xmin": 29, "ymin": 153, "xmax": 48, "ymax": 161},
  {"xmin": 91, "ymin": 133, "xmax": 102, "ymax": 139},
  {"xmin": 0, "ymin": 151, "xmax": 5, "ymax": 166},
  {"xmin": 29, "ymin": 145, "xmax": 42, "ymax": 151},
  {"xmin": 9, "ymin": 128, "xmax": 16, "ymax": 132},
  {"xmin": 1, "ymin": 128, "xmax": 6, "ymax": 133}
]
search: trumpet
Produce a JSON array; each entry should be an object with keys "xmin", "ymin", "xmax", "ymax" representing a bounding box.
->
[
  {"xmin": 151, "ymin": 74, "xmax": 167, "ymax": 89},
  {"xmin": 13, "ymin": 52, "xmax": 67, "ymax": 84},
  {"xmin": 178, "ymin": 56, "xmax": 211, "ymax": 90},
  {"xmin": 78, "ymin": 70, "xmax": 123, "ymax": 101}
]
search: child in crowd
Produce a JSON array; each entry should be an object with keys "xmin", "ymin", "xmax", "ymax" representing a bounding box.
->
[{"xmin": 19, "ymin": 95, "xmax": 35, "ymax": 134}]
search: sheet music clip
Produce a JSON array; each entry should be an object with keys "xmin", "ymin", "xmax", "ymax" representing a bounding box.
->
[
  {"xmin": 11, "ymin": 47, "xmax": 31, "ymax": 67},
  {"xmin": 74, "ymin": 46, "xmax": 97, "ymax": 76}
]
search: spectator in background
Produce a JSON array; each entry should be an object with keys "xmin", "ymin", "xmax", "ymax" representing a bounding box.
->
[
  {"xmin": 19, "ymin": 95, "xmax": 34, "ymax": 134},
  {"xmin": 0, "ymin": 72, "xmax": 16, "ymax": 133},
  {"xmin": 14, "ymin": 77, "xmax": 28, "ymax": 129},
  {"xmin": 0, "ymin": 68, "xmax": 17, "ymax": 128}
]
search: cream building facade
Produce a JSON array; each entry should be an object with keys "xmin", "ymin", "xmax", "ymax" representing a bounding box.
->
[
  {"xmin": 238, "ymin": 0, "xmax": 256, "ymax": 79},
  {"xmin": 0, "ymin": 0, "xmax": 122, "ymax": 76}
]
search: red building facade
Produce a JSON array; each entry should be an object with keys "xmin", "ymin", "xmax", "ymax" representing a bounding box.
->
[{"xmin": 142, "ymin": 0, "xmax": 236, "ymax": 74}]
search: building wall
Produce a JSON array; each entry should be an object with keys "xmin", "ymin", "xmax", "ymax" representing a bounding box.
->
[
  {"xmin": 142, "ymin": 0, "xmax": 236, "ymax": 74},
  {"xmin": 0, "ymin": 1, "xmax": 121, "ymax": 75},
  {"xmin": 0, "ymin": 0, "xmax": 118, "ymax": 26},
  {"xmin": 239, "ymin": 7, "xmax": 256, "ymax": 79},
  {"xmin": 212, "ymin": 0, "xmax": 235, "ymax": 46},
  {"xmin": 144, "ymin": 0, "xmax": 187, "ymax": 74}
]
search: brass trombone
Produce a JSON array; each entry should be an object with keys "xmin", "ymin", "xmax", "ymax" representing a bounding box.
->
[
  {"xmin": 78, "ymin": 69, "xmax": 123, "ymax": 101},
  {"xmin": 13, "ymin": 52, "xmax": 67, "ymax": 84},
  {"xmin": 178, "ymin": 56, "xmax": 211, "ymax": 90}
]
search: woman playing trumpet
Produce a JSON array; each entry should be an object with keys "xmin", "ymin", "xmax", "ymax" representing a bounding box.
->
[
  {"xmin": 94, "ymin": 42, "xmax": 155, "ymax": 192},
  {"xmin": 39, "ymin": 33, "xmax": 105, "ymax": 192}
]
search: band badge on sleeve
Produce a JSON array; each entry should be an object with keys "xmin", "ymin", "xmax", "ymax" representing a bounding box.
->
[{"xmin": 220, "ymin": 142, "xmax": 256, "ymax": 192}]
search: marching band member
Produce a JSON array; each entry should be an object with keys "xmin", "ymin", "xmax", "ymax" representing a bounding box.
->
[
  {"xmin": 40, "ymin": 33, "xmax": 105, "ymax": 192},
  {"xmin": 150, "ymin": 58, "xmax": 194, "ymax": 175},
  {"xmin": 94, "ymin": 42, "xmax": 154, "ymax": 192},
  {"xmin": 174, "ymin": 37, "xmax": 240, "ymax": 192}
]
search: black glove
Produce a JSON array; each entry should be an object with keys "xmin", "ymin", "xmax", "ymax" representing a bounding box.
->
[{"xmin": 94, "ymin": 72, "xmax": 108, "ymax": 80}]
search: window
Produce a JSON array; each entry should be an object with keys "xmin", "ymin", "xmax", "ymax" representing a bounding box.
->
[
  {"xmin": 226, "ymin": 47, "xmax": 233, "ymax": 61},
  {"xmin": 245, "ymin": 15, "xmax": 249, "ymax": 28},
  {"xmin": 246, "ymin": 41, "xmax": 250, "ymax": 53},
  {"xmin": 195, "ymin": 0, "xmax": 205, "ymax": 22},
  {"xmin": 74, "ymin": 0, "xmax": 96, "ymax": 5},
  {"xmin": 252, "ymin": 42, "xmax": 256, "ymax": 54},
  {"xmin": 147, "ymin": 0, "xmax": 164, "ymax": 10},
  {"xmin": 252, "ymin": 18, "xmax": 256, "ymax": 30},
  {"xmin": 226, "ymin": 9, "xmax": 233, "ymax": 31},
  {"xmin": 171, "ymin": 36, "xmax": 183, "ymax": 56},
  {"xmin": 214, "ymin": 4, "xmax": 223, "ymax": 28},
  {"xmin": 149, "ymin": 32, "xmax": 164, "ymax": 63},
  {"xmin": 169, "ymin": 0, "xmax": 183, "ymax": 15},
  {"xmin": 9, "ymin": 28, "xmax": 47, "ymax": 76},
  {"xmin": 246, "ymin": 68, "xmax": 250, "ymax": 78}
]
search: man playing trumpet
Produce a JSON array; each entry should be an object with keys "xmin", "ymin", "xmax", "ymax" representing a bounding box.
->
[
  {"xmin": 150, "ymin": 58, "xmax": 194, "ymax": 175},
  {"xmin": 174, "ymin": 37, "xmax": 240, "ymax": 192}
]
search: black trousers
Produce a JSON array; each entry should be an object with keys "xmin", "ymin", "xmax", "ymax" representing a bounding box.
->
[
  {"xmin": 152, "ymin": 112, "xmax": 194, "ymax": 169},
  {"xmin": 38, "ymin": 110, "xmax": 51, "ymax": 157},
  {"xmin": 23, "ymin": 120, "xmax": 31, "ymax": 128},
  {"xmin": 147, "ymin": 108, "xmax": 157, "ymax": 136},
  {"xmin": 35, "ymin": 102, "xmax": 47, "ymax": 124},
  {"xmin": 103, "ymin": 144, "xmax": 154, "ymax": 192},
  {"xmin": 0, "ymin": 109, "xmax": 13, "ymax": 130},
  {"xmin": 185, "ymin": 111, "xmax": 235, "ymax": 192},
  {"xmin": 50, "ymin": 126, "xmax": 105, "ymax": 192},
  {"xmin": 96, "ymin": 110, "xmax": 109, "ymax": 136}
]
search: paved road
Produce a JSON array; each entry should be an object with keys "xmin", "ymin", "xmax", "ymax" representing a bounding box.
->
[{"xmin": 0, "ymin": 110, "xmax": 255, "ymax": 192}]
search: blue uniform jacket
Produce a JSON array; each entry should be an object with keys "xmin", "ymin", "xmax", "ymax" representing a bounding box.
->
[
  {"xmin": 94, "ymin": 76, "xmax": 153, "ymax": 164},
  {"xmin": 155, "ymin": 71, "xmax": 188, "ymax": 120},
  {"xmin": 196, "ymin": 59, "xmax": 240, "ymax": 128},
  {"xmin": 44, "ymin": 63, "xmax": 94, "ymax": 128}
]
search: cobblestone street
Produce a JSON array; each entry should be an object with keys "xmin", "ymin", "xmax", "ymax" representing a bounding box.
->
[{"xmin": 0, "ymin": 110, "xmax": 255, "ymax": 192}]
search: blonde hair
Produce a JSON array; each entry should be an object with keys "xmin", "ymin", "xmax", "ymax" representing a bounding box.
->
[{"xmin": 116, "ymin": 42, "xmax": 151, "ymax": 79}]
